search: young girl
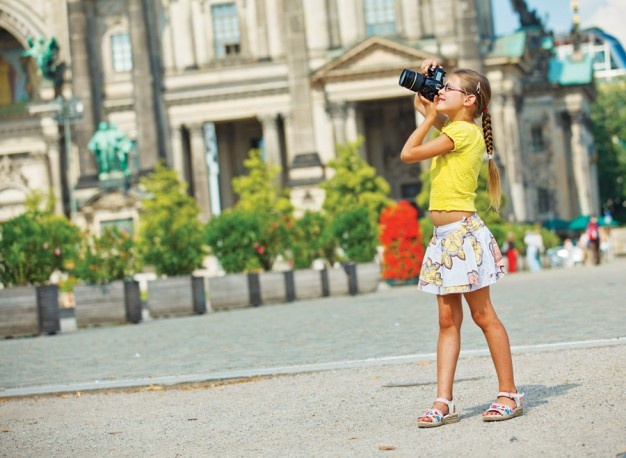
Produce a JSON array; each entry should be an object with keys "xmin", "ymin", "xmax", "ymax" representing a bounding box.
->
[{"xmin": 400, "ymin": 60, "xmax": 523, "ymax": 427}]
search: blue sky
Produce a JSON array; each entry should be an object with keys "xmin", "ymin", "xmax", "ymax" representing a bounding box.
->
[{"xmin": 492, "ymin": 0, "xmax": 626, "ymax": 46}]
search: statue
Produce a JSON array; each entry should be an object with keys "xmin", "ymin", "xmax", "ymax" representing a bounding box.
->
[
  {"xmin": 88, "ymin": 122, "xmax": 133, "ymax": 180},
  {"xmin": 23, "ymin": 36, "xmax": 60, "ymax": 82}
]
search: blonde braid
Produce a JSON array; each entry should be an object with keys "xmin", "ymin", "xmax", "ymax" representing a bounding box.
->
[{"xmin": 483, "ymin": 110, "xmax": 501, "ymax": 212}]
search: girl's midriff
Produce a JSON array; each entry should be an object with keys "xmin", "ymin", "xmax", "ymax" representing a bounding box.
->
[{"xmin": 429, "ymin": 210, "xmax": 475, "ymax": 227}]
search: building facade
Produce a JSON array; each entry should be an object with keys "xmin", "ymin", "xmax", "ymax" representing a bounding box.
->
[{"xmin": 0, "ymin": 0, "xmax": 600, "ymax": 230}]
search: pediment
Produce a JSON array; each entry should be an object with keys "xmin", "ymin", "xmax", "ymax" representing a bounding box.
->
[{"xmin": 312, "ymin": 36, "xmax": 442, "ymax": 84}]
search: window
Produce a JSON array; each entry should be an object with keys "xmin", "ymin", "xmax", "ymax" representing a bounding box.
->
[
  {"xmin": 531, "ymin": 125, "xmax": 544, "ymax": 152},
  {"xmin": 364, "ymin": 0, "xmax": 396, "ymax": 36},
  {"xmin": 537, "ymin": 188, "xmax": 552, "ymax": 214},
  {"xmin": 111, "ymin": 33, "xmax": 133, "ymax": 72},
  {"xmin": 212, "ymin": 3, "xmax": 241, "ymax": 58}
]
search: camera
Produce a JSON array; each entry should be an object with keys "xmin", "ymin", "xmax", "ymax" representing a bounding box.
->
[{"xmin": 398, "ymin": 66, "xmax": 446, "ymax": 101}]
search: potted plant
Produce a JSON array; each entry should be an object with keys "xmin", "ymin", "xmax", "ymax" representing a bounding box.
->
[
  {"xmin": 206, "ymin": 149, "xmax": 294, "ymax": 309},
  {"xmin": 70, "ymin": 226, "xmax": 142, "ymax": 327},
  {"xmin": 0, "ymin": 193, "xmax": 80, "ymax": 337},
  {"xmin": 138, "ymin": 164, "xmax": 207, "ymax": 317}
]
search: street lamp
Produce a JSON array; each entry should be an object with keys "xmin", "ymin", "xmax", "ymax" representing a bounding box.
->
[{"xmin": 53, "ymin": 96, "xmax": 84, "ymax": 221}]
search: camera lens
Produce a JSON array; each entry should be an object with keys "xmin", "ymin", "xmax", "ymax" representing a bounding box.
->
[{"xmin": 398, "ymin": 69, "xmax": 425, "ymax": 92}]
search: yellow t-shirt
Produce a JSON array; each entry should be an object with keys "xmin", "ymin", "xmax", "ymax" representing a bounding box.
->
[{"xmin": 429, "ymin": 121, "xmax": 485, "ymax": 212}]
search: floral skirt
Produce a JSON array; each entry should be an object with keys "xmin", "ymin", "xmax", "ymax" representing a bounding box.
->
[{"xmin": 418, "ymin": 214, "xmax": 506, "ymax": 295}]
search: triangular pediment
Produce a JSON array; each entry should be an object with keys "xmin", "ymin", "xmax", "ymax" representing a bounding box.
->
[{"xmin": 312, "ymin": 36, "xmax": 442, "ymax": 84}]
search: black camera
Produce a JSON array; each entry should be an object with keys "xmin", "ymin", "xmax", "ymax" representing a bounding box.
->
[{"xmin": 398, "ymin": 66, "xmax": 446, "ymax": 101}]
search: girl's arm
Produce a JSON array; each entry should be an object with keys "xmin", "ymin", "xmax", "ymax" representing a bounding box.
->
[
  {"xmin": 400, "ymin": 94, "xmax": 453, "ymax": 163},
  {"xmin": 412, "ymin": 94, "xmax": 448, "ymax": 131}
]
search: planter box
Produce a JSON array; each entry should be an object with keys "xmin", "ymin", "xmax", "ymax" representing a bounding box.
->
[
  {"xmin": 208, "ymin": 274, "xmax": 250, "ymax": 310},
  {"xmin": 325, "ymin": 267, "xmax": 350, "ymax": 296},
  {"xmin": 293, "ymin": 269, "xmax": 324, "ymax": 300},
  {"xmin": 0, "ymin": 286, "xmax": 38, "ymax": 338},
  {"xmin": 147, "ymin": 276, "xmax": 206, "ymax": 317},
  {"xmin": 355, "ymin": 262, "xmax": 381, "ymax": 293},
  {"xmin": 0, "ymin": 285, "xmax": 61, "ymax": 338},
  {"xmin": 74, "ymin": 281, "xmax": 126, "ymax": 328},
  {"xmin": 258, "ymin": 271, "xmax": 289, "ymax": 304}
]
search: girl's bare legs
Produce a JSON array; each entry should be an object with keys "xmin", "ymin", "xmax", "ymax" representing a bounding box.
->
[
  {"xmin": 463, "ymin": 286, "xmax": 518, "ymax": 415},
  {"xmin": 418, "ymin": 293, "xmax": 464, "ymax": 422}
]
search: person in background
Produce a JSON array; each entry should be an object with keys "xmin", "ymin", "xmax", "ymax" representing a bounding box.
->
[
  {"xmin": 586, "ymin": 215, "xmax": 601, "ymax": 265},
  {"xmin": 502, "ymin": 233, "xmax": 518, "ymax": 273},
  {"xmin": 523, "ymin": 226, "xmax": 544, "ymax": 272}
]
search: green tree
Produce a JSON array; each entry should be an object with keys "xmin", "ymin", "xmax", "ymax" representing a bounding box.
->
[
  {"xmin": 206, "ymin": 149, "xmax": 293, "ymax": 272},
  {"xmin": 591, "ymin": 77, "xmax": 626, "ymax": 223},
  {"xmin": 0, "ymin": 193, "xmax": 80, "ymax": 287},
  {"xmin": 138, "ymin": 164, "xmax": 206, "ymax": 276},
  {"xmin": 321, "ymin": 137, "xmax": 393, "ymax": 225}
]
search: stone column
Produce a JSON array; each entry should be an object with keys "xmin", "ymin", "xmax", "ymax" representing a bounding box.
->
[
  {"xmin": 191, "ymin": 0, "xmax": 209, "ymax": 66},
  {"xmin": 455, "ymin": 0, "xmax": 482, "ymax": 71},
  {"xmin": 66, "ymin": 0, "xmax": 97, "ymax": 178},
  {"xmin": 188, "ymin": 124, "xmax": 212, "ymax": 222},
  {"xmin": 259, "ymin": 114, "xmax": 282, "ymax": 168},
  {"xmin": 570, "ymin": 112, "xmax": 593, "ymax": 216},
  {"xmin": 498, "ymin": 94, "xmax": 526, "ymax": 222},
  {"xmin": 326, "ymin": 101, "xmax": 347, "ymax": 147},
  {"xmin": 169, "ymin": 0, "xmax": 196, "ymax": 70},
  {"xmin": 170, "ymin": 125, "xmax": 185, "ymax": 177},
  {"xmin": 255, "ymin": 0, "xmax": 270, "ymax": 59},
  {"xmin": 345, "ymin": 102, "xmax": 359, "ymax": 144},
  {"xmin": 128, "ymin": 0, "xmax": 160, "ymax": 172},
  {"xmin": 280, "ymin": 0, "xmax": 317, "ymax": 161}
]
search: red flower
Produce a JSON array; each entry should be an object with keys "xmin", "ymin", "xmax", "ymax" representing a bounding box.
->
[{"xmin": 379, "ymin": 201, "xmax": 425, "ymax": 281}]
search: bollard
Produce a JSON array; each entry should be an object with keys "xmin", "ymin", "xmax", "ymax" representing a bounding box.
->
[
  {"xmin": 192, "ymin": 276, "xmax": 207, "ymax": 314},
  {"xmin": 124, "ymin": 280, "xmax": 142, "ymax": 324},
  {"xmin": 248, "ymin": 273, "xmax": 261, "ymax": 306},
  {"xmin": 284, "ymin": 270, "xmax": 296, "ymax": 302},
  {"xmin": 36, "ymin": 284, "xmax": 60, "ymax": 335},
  {"xmin": 320, "ymin": 269, "xmax": 330, "ymax": 297},
  {"xmin": 344, "ymin": 263, "xmax": 358, "ymax": 296}
]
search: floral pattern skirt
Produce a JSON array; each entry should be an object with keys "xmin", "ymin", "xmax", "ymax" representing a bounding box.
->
[{"xmin": 418, "ymin": 213, "xmax": 506, "ymax": 295}]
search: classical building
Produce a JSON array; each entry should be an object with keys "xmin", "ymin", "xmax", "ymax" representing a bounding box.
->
[{"xmin": 0, "ymin": 0, "xmax": 600, "ymax": 230}]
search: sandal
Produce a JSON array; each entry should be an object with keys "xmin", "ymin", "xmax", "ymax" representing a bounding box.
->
[
  {"xmin": 417, "ymin": 397, "xmax": 460, "ymax": 428},
  {"xmin": 482, "ymin": 391, "xmax": 524, "ymax": 422}
]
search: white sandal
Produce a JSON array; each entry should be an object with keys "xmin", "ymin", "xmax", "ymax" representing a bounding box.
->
[
  {"xmin": 482, "ymin": 391, "xmax": 524, "ymax": 422},
  {"xmin": 417, "ymin": 397, "xmax": 460, "ymax": 428}
]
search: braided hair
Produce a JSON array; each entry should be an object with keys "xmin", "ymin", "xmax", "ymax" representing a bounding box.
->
[{"xmin": 454, "ymin": 69, "xmax": 501, "ymax": 212}]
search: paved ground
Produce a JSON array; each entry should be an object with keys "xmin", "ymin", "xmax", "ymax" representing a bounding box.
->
[{"xmin": 1, "ymin": 260, "xmax": 625, "ymax": 456}]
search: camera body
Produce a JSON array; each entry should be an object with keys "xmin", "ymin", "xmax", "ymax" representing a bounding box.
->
[{"xmin": 398, "ymin": 66, "xmax": 446, "ymax": 101}]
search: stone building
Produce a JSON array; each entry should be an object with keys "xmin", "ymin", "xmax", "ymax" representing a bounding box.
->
[{"xmin": 0, "ymin": 0, "xmax": 599, "ymax": 230}]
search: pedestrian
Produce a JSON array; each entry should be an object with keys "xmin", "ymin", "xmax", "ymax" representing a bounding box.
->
[
  {"xmin": 586, "ymin": 215, "xmax": 601, "ymax": 265},
  {"xmin": 523, "ymin": 225, "xmax": 544, "ymax": 272},
  {"xmin": 400, "ymin": 60, "xmax": 522, "ymax": 427},
  {"xmin": 502, "ymin": 232, "xmax": 518, "ymax": 273}
]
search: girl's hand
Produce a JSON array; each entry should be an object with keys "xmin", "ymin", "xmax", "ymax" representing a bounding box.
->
[
  {"xmin": 420, "ymin": 59, "xmax": 442, "ymax": 75},
  {"xmin": 417, "ymin": 93, "xmax": 438, "ymax": 120}
]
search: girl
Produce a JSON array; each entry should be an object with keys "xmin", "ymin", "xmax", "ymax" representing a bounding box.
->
[{"xmin": 400, "ymin": 60, "xmax": 523, "ymax": 427}]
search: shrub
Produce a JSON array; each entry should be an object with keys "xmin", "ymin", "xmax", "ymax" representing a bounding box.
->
[
  {"xmin": 379, "ymin": 201, "xmax": 425, "ymax": 280},
  {"xmin": 206, "ymin": 209, "xmax": 290, "ymax": 273},
  {"xmin": 331, "ymin": 206, "xmax": 377, "ymax": 263},
  {"xmin": 321, "ymin": 137, "xmax": 393, "ymax": 230},
  {"xmin": 0, "ymin": 194, "xmax": 80, "ymax": 287},
  {"xmin": 205, "ymin": 149, "xmax": 293, "ymax": 273},
  {"xmin": 291, "ymin": 211, "xmax": 337, "ymax": 269},
  {"xmin": 69, "ymin": 227, "xmax": 141, "ymax": 284},
  {"xmin": 138, "ymin": 164, "xmax": 206, "ymax": 276}
]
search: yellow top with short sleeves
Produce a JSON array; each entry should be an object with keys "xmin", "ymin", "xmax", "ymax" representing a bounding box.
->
[{"xmin": 429, "ymin": 120, "xmax": 485, "ymax": 212}]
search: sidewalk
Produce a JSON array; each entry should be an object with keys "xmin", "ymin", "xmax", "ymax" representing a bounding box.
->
[{"xmin": 1, "ymin": 260, "xmax": 625, "ymax": 456}]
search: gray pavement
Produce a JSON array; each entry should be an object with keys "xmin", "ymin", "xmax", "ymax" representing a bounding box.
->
[{"xmin": 1, "ymin": 259, "xmax": 625, "ymax": 457}]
